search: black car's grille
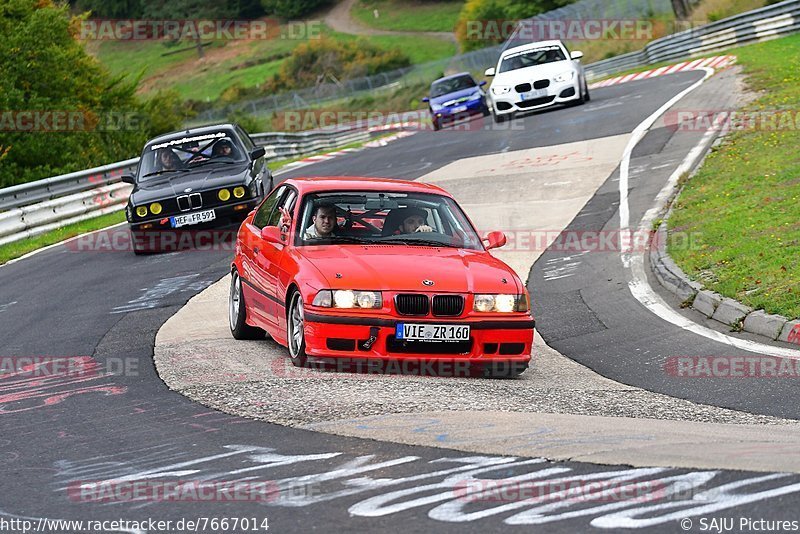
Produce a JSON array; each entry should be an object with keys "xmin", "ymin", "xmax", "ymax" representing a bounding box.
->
[
  {"xmin": 432, "ymin": 295, "xmax": 464, "ymax": 317},
  {"xmin": 176, "ymin": 194, "xmax": 203, "ymax": 211},
  {"xmin": 533, "ymin": 79, "xmax": 550, "ymax": 89},
  {"xmin": 395, "ymin": 294, "xmax": 429, "ymax": 316}
]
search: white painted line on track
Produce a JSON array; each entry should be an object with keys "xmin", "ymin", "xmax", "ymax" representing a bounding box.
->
[{"xmin": 617, "ymin": 67, "xmax": 800, "ymax": 360}]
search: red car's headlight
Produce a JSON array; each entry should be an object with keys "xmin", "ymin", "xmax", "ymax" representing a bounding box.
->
[
  {"xmin": 473, "ymin": 294, "xmax": 529, "ymax": 313},
  {"xmin": 312, "ymin": 290, "xmax": 382, "ymax": 309}
]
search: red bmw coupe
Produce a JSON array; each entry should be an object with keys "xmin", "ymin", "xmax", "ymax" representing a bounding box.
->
[{"xmin": 229, "ymin": 177, "xmax": 534, "ymax": 377}]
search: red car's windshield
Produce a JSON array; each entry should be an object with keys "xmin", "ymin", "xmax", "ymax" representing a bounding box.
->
[{"xmin": 296, "ymin": 191, "xmax": 483, "ymax": 250}]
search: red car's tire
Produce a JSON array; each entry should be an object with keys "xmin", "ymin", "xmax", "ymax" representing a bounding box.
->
[
  {"xmin": 229, "ymin": 270, "xmax": 266, "ymax": 340},
  {"xmin": 287, "ymin": 290, "xmax": 308, "ymax": 367}
]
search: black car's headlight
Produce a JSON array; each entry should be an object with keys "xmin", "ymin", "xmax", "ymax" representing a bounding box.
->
[{"xmin": 135, "ymin": 206, "xmax": 148, "ymax": 218}]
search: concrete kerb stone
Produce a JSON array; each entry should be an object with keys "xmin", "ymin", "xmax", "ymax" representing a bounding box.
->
[
  {"xmin": 743, "ymin": 310, "xmax": 788, "ymax": 340},
  {"xmin": 712, "ymin": 298, "xmax": 753, "ymax": 328},
  {"xmin": 693, "ymin": 290, "xmax": 724, "ymax": 318}
]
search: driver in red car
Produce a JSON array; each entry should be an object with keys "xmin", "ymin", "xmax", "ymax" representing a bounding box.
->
[
  {"xmin": 395, "ymin": 207, "xmax": 434, "ymax": 233},
  {"xmin": 303, "ymin": 203, "xmax": 338, "ymax": 239}
]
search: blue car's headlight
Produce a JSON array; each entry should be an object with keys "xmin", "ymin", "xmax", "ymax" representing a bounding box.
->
[{"xmin": 468, "ymin": 91, "xmax": 483, "ymax": 100}]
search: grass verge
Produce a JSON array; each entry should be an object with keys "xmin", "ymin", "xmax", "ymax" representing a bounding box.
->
[
  {"xmin": 351, "ymin": 0, "xmax": 463, "ymax": 32},
  {"xmin": 667, "ymin": 33, "xmax": 800, "ymax": 320},
  {"xmin": 0, "ymin": 211, "xmax": 127, "ymax": 266}
]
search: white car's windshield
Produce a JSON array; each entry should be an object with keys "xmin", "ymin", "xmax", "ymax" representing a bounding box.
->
[
  {"xmin": 138, "ymin": 131, "xmax": 246, "ymax": 181},
  {"xmin": 499, "ymin": 45, "xmax": 566, "ymax": 73},
  {"xmin": 296, "ymin": 191, "xmax": 483, "ymax": 250}
]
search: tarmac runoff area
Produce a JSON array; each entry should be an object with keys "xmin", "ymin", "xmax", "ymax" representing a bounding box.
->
[{"xmin": 155, "ymin": 135, "xmax": 800, "ymax": 474}]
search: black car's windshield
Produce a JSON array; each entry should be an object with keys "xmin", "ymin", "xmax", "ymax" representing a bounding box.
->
[
  {"xmin": 138, "ymin": 131, "xmax": 246, "ymax": 181},
  {"xmin": 296, "ymin": 191, "xmax": 483, "ymax": 250},
  {"xmin": 499, "ymin": 45, "xmax": 566, "ymax": 73},
  {"xmin": 430, "ymin": 75, "xmax": 477, "ymax": 97}
]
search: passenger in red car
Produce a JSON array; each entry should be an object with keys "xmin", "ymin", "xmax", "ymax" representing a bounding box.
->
[{"xmin": 304, "ymin": 203, "xmax": 338, "ymax": 239}]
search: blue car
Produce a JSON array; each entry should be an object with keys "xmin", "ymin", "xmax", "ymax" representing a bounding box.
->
[{"xmin": 422, "ymin": 72, "xmax": 490, "ymax": 131}]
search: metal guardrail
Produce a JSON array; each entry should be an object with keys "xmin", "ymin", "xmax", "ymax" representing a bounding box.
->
[
  {"xmin": 584, "ymin": 0, "xmax": 800, "ymax": 80},
  {"xmin": 0, "ymin": 125, "xmax": 374, "ymax": 246}
]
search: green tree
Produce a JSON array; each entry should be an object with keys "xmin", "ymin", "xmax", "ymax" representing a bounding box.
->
[
  {"xmin": 140, "ymin": 0, "xmax": 239, "ymax": 58},
  {"xmin": 0, "ymin": 0, "xmax": 184, "ymax": 188}
]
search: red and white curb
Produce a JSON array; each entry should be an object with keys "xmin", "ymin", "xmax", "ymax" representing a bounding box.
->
[
  {"xmin": 276, "ymin": 131, "xmax": 419, "ymax": 173},
  {"xmin": 589, "ymin": 55, "xmax": 737, "ymax": 89}
]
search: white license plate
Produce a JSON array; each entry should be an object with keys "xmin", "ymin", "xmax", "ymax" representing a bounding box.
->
[
  {"xmin": 170, "ymin": 209, "xmax": 216, "ymax": 228},
  {"xmin": 521, "ymin": 89, "xmax": 548, "ymax": 100},
  {"xmin": 396, "ymin": 323, "xmax": 470, "ymax": 342},
  {"xmin": 452, "ymin": 105, "xmax": 468, "ymax": 113}
]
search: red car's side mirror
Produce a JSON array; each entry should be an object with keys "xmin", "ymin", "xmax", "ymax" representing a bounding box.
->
[
  {"xmin": 260, "ymin": 226, "xmax": 284, "ymax": 244},
  {"xmin": 484, "ymin": 231, "xmax": 507, "ymax": 250}
]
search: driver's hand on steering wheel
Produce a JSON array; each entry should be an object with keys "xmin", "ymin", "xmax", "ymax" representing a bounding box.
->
[{"xmin": 415, "ymin": 225, "xmax": 434, "ymax": 233}]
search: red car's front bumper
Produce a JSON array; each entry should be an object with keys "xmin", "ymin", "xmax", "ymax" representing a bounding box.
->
[{"xmin": 302, "ymin": 310, "xmax": 534, "ymax": 364}]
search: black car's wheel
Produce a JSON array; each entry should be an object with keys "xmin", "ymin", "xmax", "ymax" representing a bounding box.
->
[
  {"xmin": 229, "ymin": 270, "xmax": 265, "ymax": 340},
  {"xmin": 483, "ymin": 361, "xmax": 528, "ymax": 379},
  {"xmin": 287, "ymin": 290, "xmax": 308, "ymax": 367}
]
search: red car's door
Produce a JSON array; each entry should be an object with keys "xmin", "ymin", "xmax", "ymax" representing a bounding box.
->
[
  {"xmin": 241, "ymin": 186, "xmax": 285, "ymax": 325},
  {"xmin": 251, "ymin": 187, "xmax": 297, "ymax": 326}
]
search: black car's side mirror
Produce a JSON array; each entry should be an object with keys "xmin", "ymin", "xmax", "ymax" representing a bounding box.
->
[
  {"xmin": 120, "ymin": 174, "xmax": 136, "ymax": 185},
  {"xmin": 250, "ymin": 147, "xmax": 266, "ymax": 160}
]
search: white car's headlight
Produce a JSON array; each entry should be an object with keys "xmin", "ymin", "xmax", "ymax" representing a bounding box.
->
[
  {"xmin": 491, "ymin": 86, "xmax": 511, "ymax": 95},
  {"xmin": 554, "ymin": 71, "xmax": 576, "ymax": 83},
  {"xmin": 473, "ymin": 294, "xmax": 529, "ymax": 313},
  {"xmin": 313, "ymin": 289, "xmax": 382, "ymax": 309}
]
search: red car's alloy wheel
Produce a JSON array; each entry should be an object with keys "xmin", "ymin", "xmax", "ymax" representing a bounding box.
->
[{"xmin": 287, "ymin": 291, "xmax": 308, "ymax": 367}]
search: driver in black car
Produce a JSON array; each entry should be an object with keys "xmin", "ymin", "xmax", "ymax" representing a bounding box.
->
[{"xmin": 157, "ymin": 148, "xmax": 181, "ymax": 171}]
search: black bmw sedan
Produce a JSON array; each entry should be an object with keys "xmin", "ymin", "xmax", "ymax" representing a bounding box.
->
[{"xmin": 122, "ymin": 123, "xmax": 271, "ymax": 254}]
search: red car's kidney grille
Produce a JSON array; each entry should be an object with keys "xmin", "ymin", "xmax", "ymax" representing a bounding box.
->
[
  {"xmin": 395, "ymin": 294, "xmax": 429, "ymax": 316},
  {"xmin": 432, "ymin": 295, "xmax": 464, "ymax": 317}
]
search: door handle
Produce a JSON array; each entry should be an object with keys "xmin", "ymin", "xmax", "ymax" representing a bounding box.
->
[{"xmin": 253, "ymin": 247, "xmax": 259, "ymax": 255}]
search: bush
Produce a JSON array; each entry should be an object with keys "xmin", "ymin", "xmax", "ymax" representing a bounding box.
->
[
  {"xmin": 265, "ymin": 37, "xmax": 411, "ymax": 92},
  {"xmin": 260, "ymin": 0, "xmax": 331, "ymax": 19}
]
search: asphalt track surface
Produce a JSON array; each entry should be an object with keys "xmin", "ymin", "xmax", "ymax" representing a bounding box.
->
[{"xmin": 2, "ymin": 71, "xmax": 799, "ymax": 532}]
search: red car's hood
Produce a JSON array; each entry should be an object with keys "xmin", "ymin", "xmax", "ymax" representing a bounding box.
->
[{"xmin": 296, "ymin": 245, "xmax": 520, "ymax": 293}]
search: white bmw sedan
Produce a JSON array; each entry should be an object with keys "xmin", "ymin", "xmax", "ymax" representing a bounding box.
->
[{"xmin": 485, "ymin": 40, "xmax": 589, "ymax": 122}]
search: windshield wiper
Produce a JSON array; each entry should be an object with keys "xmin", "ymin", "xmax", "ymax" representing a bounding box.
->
[
  {"xmin": 187, "ymin": 159, "xmax": 237, "ymax": 167},
  {"xmin": 141, "ymin": 169, "xmax": 188, "ymax": 178},
  {"xmin": 380, "ymin": 237, "xmax": 454, "ymax": 248}
]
